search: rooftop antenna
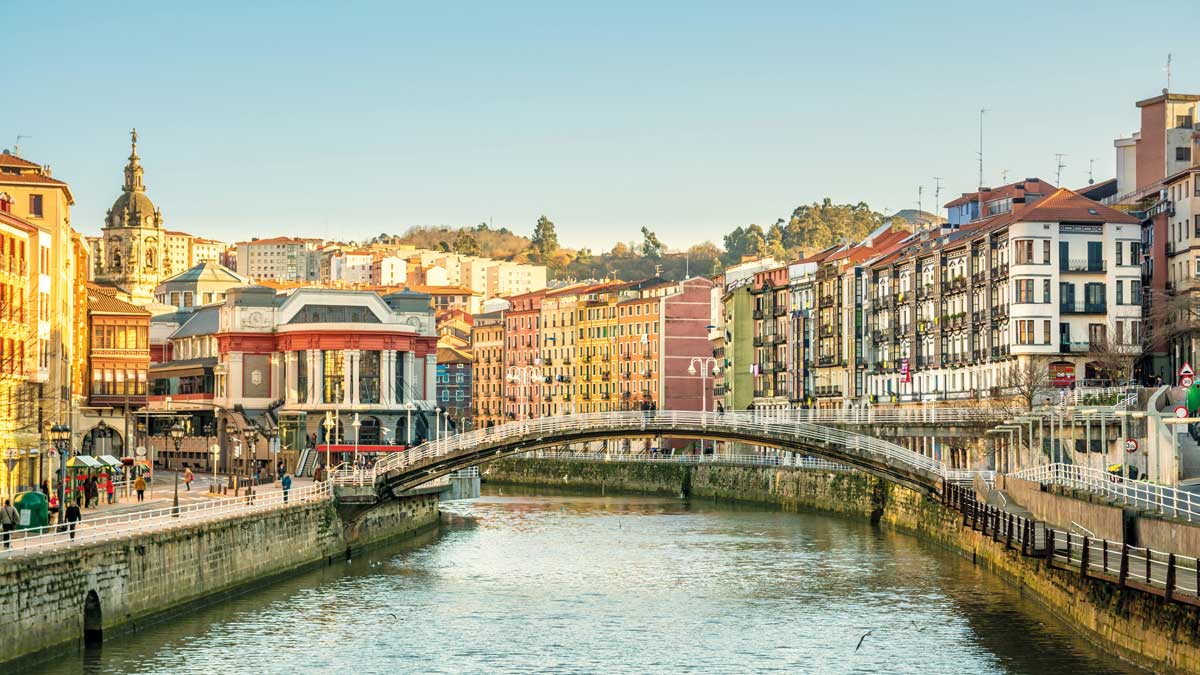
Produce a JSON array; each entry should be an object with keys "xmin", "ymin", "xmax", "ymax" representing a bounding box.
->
[
  {"xmin": 977, "ymin": 108, "xmax": 989, "ymax": 221},
  {"xmin": 932, "ymin": 177, "xmax": 943, "ymax": 215},
  {"xmin": 1000, "ymin": 169, "xmax": 1010, "ymax": 185},
  {"xmin": 14, "ymin": 135, "xmax": 30, "ymax": 157},
  {"xmin": 1055, "ymin": 153, "xmax": 1068, "ymax": 186},
  {"xmin": 1166, "ymin": 53, "xmax": 1173, "ymax": 93},
  {"xmin": 917, "ymin": 185, "xmax": 924, "ymax": 218},
  {"xmin": 1088, "ymin": 158, "xmax": 1097, "ymax": 185}
]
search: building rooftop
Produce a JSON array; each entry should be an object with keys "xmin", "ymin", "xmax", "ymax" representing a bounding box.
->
[
  {"xmin": 87, "ymin": 284, "xmax": 150, "ymax": 316},
  {"xmin": 944, "ymin": 178, "xmax": 1054, "ymax": 208},
  {"xmin": 160, "ymin": 260, "xmax": 249, "ymax": 285}
]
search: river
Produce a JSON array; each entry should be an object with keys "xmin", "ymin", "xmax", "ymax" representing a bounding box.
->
[{"xmin": 19, "ymin": 486, "xmax": 1145, "ymax": 675}]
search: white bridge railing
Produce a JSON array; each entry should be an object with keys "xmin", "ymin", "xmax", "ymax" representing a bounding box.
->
[
  {"xmin": 0, "ymin": 482, "xmax": 331, "ymax": 556},
  {"xmin": 331, "ymin": 410, "xmax": 948, "ymax": 488},
  {"xmin": 517, "ymin": 449, "xmax": 853, "ymax": 472},
  {"xmin": 1011, "ymin": 463, "xmax": 1200, "ymax": 523}
]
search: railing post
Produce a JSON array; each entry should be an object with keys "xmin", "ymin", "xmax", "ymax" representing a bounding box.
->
[
  {"xmin": 1080, "ymin": 536, "xmax": 1090, "ymax": 576},
  {"xmin": 1166, "ymin": 553, "xmax": 1177, "ymax": 602},
  {"xmin": 1119, "ymin": 543, "xmax": 1129, "ymax": 587},
  {"xmin": 1021, "ymin": 519, "xmax": 1030, "ymax": 556},
  {"xmin": 1045, "ymin": 529, "xmax": 1056, "ymax": 564},
  {"xmin": 1146, "ymin": 547, "xmax": 1153, "ymax": 586},
  {"xmin": 1102, "ymin": 540, "xmax": 1109, "ymax": 574},
  {"xmin": 1005, "ymin": 513, "xmax": 1013, "ymax": 550}
]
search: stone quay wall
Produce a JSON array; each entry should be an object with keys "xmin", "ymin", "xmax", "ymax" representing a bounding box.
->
[
  {"xmin": 486, "ymin": 459, "xmax": 1200, "ymax": 675},
  {"xmin": 0, "ymin": 492, "xmax": 440, "ymax": 668}
]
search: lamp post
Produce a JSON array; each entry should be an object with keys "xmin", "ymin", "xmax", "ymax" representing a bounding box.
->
[
  {"xmin": 443, "ymin": 410, "xmax": 451, "ymax": 438},
  {"xmin": 169, "ymin": 420, "xmax": 184, "ymax": 516},
  {"xmin": 403, "ymin": 402, "xmax": 414, "ymax": 446},
  {"xmin": 688, "ymin": 357, "xmax": 721, "ymax": 454},
  {"xmin": 434, "ymin": 407, "xmax": 443, "ymax": 441},
  {"xmin": 506, "ymin": 365, "xmax": 542, "ymax": 421},
  {"xmin": 261, "ymin": 425, "xmax": 277, "ymax": 482},
  {"xmin": 322, "ymin": 412, "xmax": 335, "ymax": 472},
  {"xmin": 243, "ymin": 425, "xmax": 260, "ymax": 481},
  {"xmin": 351, "ymin": 413, "xmax": 361, "ymax": 467},
  {"xmin": 50, "ymin": 424, "xmax": 70, "ymax": 519}
]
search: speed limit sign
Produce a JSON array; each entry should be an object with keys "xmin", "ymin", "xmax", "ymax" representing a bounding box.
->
[
  {"xmin": 1176, "ymin": 405, "xmax": 1189, "ymax": 419},
  {"xmin": 1185, "ymin": 376, "xmax": 1195, "ymax": 388},
  {"xmin": 1124, "ymin": 438, "xmax": 1139, "ymax": 454}
]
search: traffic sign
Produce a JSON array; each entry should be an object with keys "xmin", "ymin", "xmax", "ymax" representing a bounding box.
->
[
  {"xmin": 1124, "ymin": 438, "xmax": 1139, "ymax": 454},
  {"xmin": 1175, "ymin": 405, "xmax": 1189, "ymax": 419},
  {"xmin": 1184, "ymin": 376, "xmax": 1194, "ymax": 388},
  {"xmin": 1182, "ymin": 362, "xmax": 1195, "ymax": 377}
]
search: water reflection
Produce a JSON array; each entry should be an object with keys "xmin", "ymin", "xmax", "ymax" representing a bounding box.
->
[{"xmin": 18, "ymin": 488, "xmax": 1145, "ymax": 675}]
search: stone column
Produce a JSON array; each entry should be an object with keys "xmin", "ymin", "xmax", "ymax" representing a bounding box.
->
[
  {"xmin": 227, "ymin": 353, "xmax": 244, "ymax": 401},
  {"xmin": 313, "ymin": 349, "xmax": 324, "ymax": 404},
  {"xmin": 284, "ymin": 352, "xmax": 298, "ymax": 403},
  {"xmin": 404, "ymin": 351, "xmax": 416, "ymax": 404},
  {"xmin": 425, "ymin": 354, "xmax": 437, "ymax": 403},
  {"xmin": 341, "ymin": 349, "xmax": 354, "ymax": 405}
]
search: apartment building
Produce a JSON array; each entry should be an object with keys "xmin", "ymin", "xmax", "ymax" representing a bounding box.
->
[
  {"xmin": 866, "ymin": 188, "xmax": 1141, "ymax": 403},
  {"xmin": 539, "ymin": 284, "xmax": 589, "ymax": 416},
  {"xmin": 503, "ymin": 290, "xmax": 545, "ymax": 420},
  {"xmin": 235, "ymin": 236, "xmax": 322, "ymax": 281},
  {"xmin": 471, "ymin": 311, "xmax": 505, "ymax": 428},
  {"xmin": 749, "ymin": 266, "xmax": 791, "ymax": 409}
]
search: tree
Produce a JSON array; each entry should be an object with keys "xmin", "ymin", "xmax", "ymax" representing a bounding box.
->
[
  {"xmin": 1001, "ymin": 356, "xmax": 1054, "ymax": 413},
  {"xmin": 1087, "ymin": 320, "xmax": 1146, "ymax": 386},
  {"xmin": 531, "ymin": 215, "xmax": 559, "ymax": 264},
  {"xmin": 453, "ymin": 230, "xmax": 481, "ymax": 256},
  {"xmin": 640, "ymin": 227, "xmax": 664, "ymax": 260}
]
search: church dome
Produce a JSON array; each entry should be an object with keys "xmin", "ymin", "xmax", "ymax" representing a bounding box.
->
[{"xmin": 109, "ymin": 190, "xmax": 159, "ymax": 227}]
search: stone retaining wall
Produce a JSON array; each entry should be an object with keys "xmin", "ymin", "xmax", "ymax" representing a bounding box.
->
[
  {"xmin": 486, "ymin": 459, "xmax": 1200, "ymax": 675},
  {"xmin": 0, "ymin": 493, "xmax": 440, "ymax": 668}
]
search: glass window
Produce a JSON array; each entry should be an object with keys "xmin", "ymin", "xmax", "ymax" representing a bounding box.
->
[
  {"xmin": 323, "ymin": 350, "xmax": 344, "ymax": 403},
  {"xmin": 296, "ymin": 350, "xmax": 308, "ymax": 403}
]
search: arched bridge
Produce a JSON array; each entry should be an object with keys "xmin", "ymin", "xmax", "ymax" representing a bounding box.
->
[{"xmin": 332, "ymin": 411, "xmax": 962, "ymax": 497}]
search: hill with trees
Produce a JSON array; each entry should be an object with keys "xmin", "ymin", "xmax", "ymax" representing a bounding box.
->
[{"xmin": 367, "ymin": 198, "xmax": 889, "ymax": 283}]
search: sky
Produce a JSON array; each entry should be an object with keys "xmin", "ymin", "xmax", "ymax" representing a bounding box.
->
[{"xmin": 5, "ymin": 1, "xmax": 1200, "ymax": 251}]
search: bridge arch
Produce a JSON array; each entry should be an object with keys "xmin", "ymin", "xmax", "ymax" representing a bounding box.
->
[{"xmin": 362, "ymin": 411, "xmax": 948, "ymax": 496}]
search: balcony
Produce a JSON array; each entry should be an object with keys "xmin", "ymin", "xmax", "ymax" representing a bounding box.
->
[
  {"xmin": 819, "ymin": 295, "xmax": 835, "ymax": 308},
  {"xmin": 753, "ymin": 308, "xmax": 765, "ymax": 320},
  {"xmin": 1060, "ymin": 259, "xmax": 1106, "ymax": 273},
  {"xmin": 991, "ymin": 345, "xmax": 1010, "ymax": 358},
  {"xmin": 972, "ymin": 311, "xmax": 987, "ymax": 324},
  {"xmin": 992, "ymin": 263, "xmax": 1009, "ymax": 279},
  {"xmin": 753, "ymin": 335, "xmax": 766, "ymax": 347},
  {"xmin": 819, "ymin": 326, "xmax": 835, "ymax": 338},
  {"xmin": 1145, "ymin": 198, "xmax": 1175, "ymax": 220},
  {"xmin": 992, "ymin": 305, "xmax": 1009, "ymax": 320},
  {"xmin": 817, "ymin": 355, "xmax": 838, "ymax": 367},
  {"xmin": 947, "ymin": 276, "xmax": 967, "ymax": 292},
  {"xmin": 917, "ymin": 286, "xmax": 934, "ymax": 300},
  {"xmin": 1059, "ymin": 340, "xmax": 1091, "ymax": 353},
  {"xmin": 871, "ymin": 328, "xmax": 890, "ymax": 342},
  {"xmin": 971, "ymin": 272, "xmax": 985, "ymax": 287},
  {"xmin": 814, "ymin": 385, "xmax": 842, "ymax": 397},
  {"xmin": 1060, "ymin": 301, "xmax": 1107, "ymax": 314},
  {"xmin": 773, "ymin": 305, "xmax": 788, "ymax": 317},
  {"xmin": 772, "ymin": 333, "xmax": 787, "ymax": 344}
]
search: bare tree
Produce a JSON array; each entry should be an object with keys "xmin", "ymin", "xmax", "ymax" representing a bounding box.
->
[
  {"xmin": 1087, "ymin": 318, "xmax": 1146, "ymax": 387},
  {"xmin": 1000, "ymin": 355, "xmax": 1053, "ymax": 413}
]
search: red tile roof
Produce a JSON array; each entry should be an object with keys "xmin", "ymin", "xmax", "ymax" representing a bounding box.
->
[
  {"xmin": 0, "ymin": 153, "xmax": 41, "ymax": 170},
  {"xmin": 985, "ymin": 187, "xmax": 1139, "ymax": 227},
  {"xmin": 944, "ymin": 178, "xmax": 1054, "ymax": 208}
]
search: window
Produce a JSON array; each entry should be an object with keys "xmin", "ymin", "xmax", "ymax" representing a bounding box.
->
[
  {"xmin": 1043, "ymin": 320, "xmax": 1051, "ymax": 345},
  {"xmin": 359, "ymin": 351, "xmax": 380, "ymax": 404},
  {"xmin": 1043, "ymin": 279, "xmax": 1050, "ymax": 303},
  {"xmin": 1014, "ymin": 279, "xmax": 1035, "ymax": 303},
  {"xmin": 1131, "ymin": 280, "xmax": 1142, "ymax": 304},
  {"xmin": 28, "ymin": 194, "xmax": 43, "ymax": 218},
  {"xmin": 323, "ymin": 350, "xmax": 344, "ymax": 403},
  {"xmin": 1014, "ymin": 240, "xmax": 1035, "ymax": 265},
  {"xmin": 1117, "ymin": 244, "xmax": 1123, "ymax": 266},
  {"xmin": 1178, "ymin": 147, "xmax": 1192, "ymax": 162},
  {"xmin": 1177, "ymin": 115, "xmax": 1194, "ymax": 129},
  {"xmin": 296, "ymin": 351, "xmax": 308, "ymax": 403},
  {"xmin": 1089, "ymin": 323, "xmax": 1107, "ymax": 346},
  {"xmin": 1116, "ymin": 280, "xmax": 1124, "ymax": 304},
  {"xmin": 1131, "ymin": 242, "xmax": 1141, "ymax": 262},
  {"xmin": 1042, "ymin": 240, "xmax": 1050, "ymax": 264},
  {"xmin": 1016, "ymin": 320, "xmax": 1035, "ymax": 345}
]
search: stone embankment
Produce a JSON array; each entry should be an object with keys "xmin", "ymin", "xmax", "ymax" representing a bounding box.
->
[
  {"xmin": 486, "ymin": 459, "xmax": 1200, "ymax": 675},
  {"xmin": 0, "ymin": 492, "xmax": 440, "ymax": 669}
]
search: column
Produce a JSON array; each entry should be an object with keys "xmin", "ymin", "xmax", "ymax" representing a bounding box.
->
[
  {"xmin": 312, "ymin": 349, "xmax": 323, "ymax": 404},
  {"xmin": 404, "ymin": 351, "xmax": 416, "ymax": 404},
  {"xmin": 347, "ymin": 349, "xmax": 361, "ymax": 406},
  {"xmin": 285, "ymin": 351, "xmax": 298, "ymax": 404},
  {"xmin": 227, "ymin": 353, "xmax": 244, "ymax": 400},
  {"xmin": 425, "ymin": 354, "xmax": 437, "ymax": 403},
  {"xmin": 341, "ymin": 349, "xmax": 353, "ymax": 405},
  {"xmin": 381, "ymin": 351, "xmax": 395, "ymax": 406}
]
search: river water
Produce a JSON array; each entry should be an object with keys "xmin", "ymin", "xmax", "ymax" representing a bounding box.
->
[{"xmin": 20, "ymin": 486, "xmax": 1145, "ymax": 675}]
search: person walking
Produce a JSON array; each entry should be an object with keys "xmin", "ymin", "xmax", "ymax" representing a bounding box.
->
[
  {"xmin": 105, "ymin": 477, "xmax": 115, "ymax": 505},
  {"xmin": 0, "ymin": 499, "xmax": 18, "ymax": 549},
  {"xmin": 281, "ymin": 473, "xmax": 292, "ymax": 504},
  {"xmin": 184, "ymin": 467, "xmax": 194, "ymax": 491},
  {"xmin": 48, "ymin": 492, "xmax": 59, "ymax": 527},
  {"xmin": 65, "ymin": 500, "xmax": 82, "ymax": 540},
  {"xmin": 134, "ymin": 475, "xmax": 147, "ymax": 502}
]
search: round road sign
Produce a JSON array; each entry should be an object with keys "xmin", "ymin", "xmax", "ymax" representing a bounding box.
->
[
  {"xmin": 1176, "ymin": 405, "xmax": 1189, "ymax": 419},
  {"xmin": 1185, "ymin": 376, "xmax": 1195, "ymax": 388},
  {"xmin": 1124, "ymin": 438, "xmax": 1139, "ymax": 454}
]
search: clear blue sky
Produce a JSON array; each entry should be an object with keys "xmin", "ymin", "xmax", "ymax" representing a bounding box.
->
[{"xmin": 5, "ymin": 1, "xmax": 1197, "ymax": 250}]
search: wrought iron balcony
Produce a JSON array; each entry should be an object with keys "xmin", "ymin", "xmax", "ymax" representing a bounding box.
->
[
  {"xmin": 1060, "ymin": 301, "xmax": 1107, "ymax": 314},
  {"xmin": 1060, "ymin": 259, "xmax": 1106, "ymax": 273}
]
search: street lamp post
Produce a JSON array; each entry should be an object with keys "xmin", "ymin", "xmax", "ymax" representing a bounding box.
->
[
  {"xmin": 50, "ymin": 424, "xmax": 71, "ymax": 520},
  {"xmin": 688, "ymin": 357, "xmax": 721, "ymax": 454},
  {"xmin": 322, "ymin": 412, "xmax": 336, "ymax": 472},
  {"xmin": 506, "ymin": 366, "xmax": 542, "ymax": 421},
  {"xmin": 443, "ymin": 410, "xmax": 451, "ymax": 438},
  {"xmin": 351, "ymin": 413, "xmax": 361, "ymax": 467},
  {"xmin": 434, "ymin": 407, "xmax": 443, "ymax": 441},
  {"xmin": 261, "ymin": 425, "xmax": 277, "ymax": 482},
  {"xmin": 169, "ymin": 420, "xmax": 184, "ymax": 516},
  {"xmin": 243, "ymin": 425, "xmax": 260, "ymax": 482},
  {"xmin": 404, "ymin": 402, "xmax": 414, "ymax": 446}
]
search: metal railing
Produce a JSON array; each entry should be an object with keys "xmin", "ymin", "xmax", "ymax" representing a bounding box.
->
[
  {"xmin": 331, "ymin": 410, "xmax": 951, "ymax": 487},
  {"xmin": 1012, "ymin": 463, "xmax": 1200, "ymax": 523},
  {"xmin": 516, "ymin": 449, "xmax": 853, "ymax": 471},
  {"xmin": 0, "ymin": 481, "xmax": 332, "ymax": 555}
]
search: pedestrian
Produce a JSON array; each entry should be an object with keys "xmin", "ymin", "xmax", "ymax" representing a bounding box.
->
[
  {"xmin": 184, "ymin": 467, "xmax": 194, "ymax": 491},
  {"xmin": 254, "ymin": 465, "xmax": 261, "ymax": 485},
  {"xmin": 717, "ymin": 402, "xmax": 725, "ymax": 416},
  {"xmin": 0, "ymin": 499, "xmax": 18, "ymax": 549},
  {"xmin": 86, "ymin": 476, "xmax": 98, "ymax": 509},
  {"xmin": 65, "ymin": 499, "xmax": 82, "ymax": 540},
  {"xmin": 40, "ymin": 480, "xmax": 49, "ymax": 496},
  {"xmin": 281, "ymin": 473, "xmax": 292, "ymax": 503},
  {"xmin": 313, "ymin": 464, "xmax": 324, "ymax": 482},
  {"xmin": 134, "ymin": 474, "xmax": 146, "ymax": 502},
  {"xmin": 105, "ymin": 477, "xmax": 115, "ymax": 504},
  {"xmin": 48, "ymin": 492, "xmax": 59, "ymax": 526}
]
